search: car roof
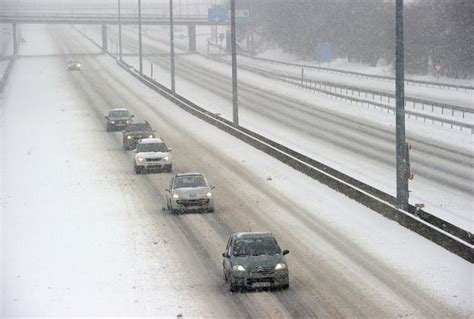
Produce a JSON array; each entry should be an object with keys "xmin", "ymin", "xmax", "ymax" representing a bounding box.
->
[
  {"xmin": 232, "ymin": 232, "xmax": 274, "ymax": 240},
  {"xmin": 138, "ymin": 137, "xmax": 163, "ymax": 144},
  {"xmin": 110, "ymin": 108, "xmax": 129, "ymax": 112},
  {"xmin": 175, "ymin": 172, "xmax": 203, "ymax": 178}
]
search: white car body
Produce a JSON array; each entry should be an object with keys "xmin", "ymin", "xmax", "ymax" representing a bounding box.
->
[
  {"xmin": 134, "ymin": 138, "xmax": 172, "ymax": 173},
  {"xmin": 166, "ymin": 173, "xmax": 215, "ymax": 214}
]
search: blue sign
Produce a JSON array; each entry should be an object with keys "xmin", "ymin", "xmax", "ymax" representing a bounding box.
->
[
  {"xmin": 318, "ymin": 43, "xmax": 331, "ymax": 62},
  {"xmin": 208, "ymin": 6, "xmax": 227, "ymax": 23}
]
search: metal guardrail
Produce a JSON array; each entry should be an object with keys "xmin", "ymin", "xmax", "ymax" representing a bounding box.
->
[
  {"xmin": 209, "ymin": 55, "xmax": 474, "ymax": 133},
  {"xmin": 238, "ymin": 53, "xmax": 474, "ymax": 92},
  {"xmin": 113, "ymin": 59, "xmax": 473, "ymax": 262},
  {"xmin": 0, "ymin": 57, "xmax": 15, "ymax": 97}
]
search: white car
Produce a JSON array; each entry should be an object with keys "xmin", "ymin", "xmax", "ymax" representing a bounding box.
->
[
  {"xmin": 165, "ymin": 173, "xmax": 215, "ymax": 214},
  {"xmin": 134, "ymin": 138, "xmax": 172, "ymax": 174}
]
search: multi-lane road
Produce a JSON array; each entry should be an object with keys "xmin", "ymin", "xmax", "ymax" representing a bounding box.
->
[
  {"xmin": 1, "ymin": 25, "xmax": 472, "ymax": 317},
  {"xmin": 92, "ymin": 24, "xmax": 474, "ymax": 232}
]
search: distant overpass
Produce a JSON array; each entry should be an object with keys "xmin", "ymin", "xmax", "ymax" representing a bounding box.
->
[
  {"xmin": 1, "ymin": 13, "xmax": 228, "ymax": 55},
  {"xmin": 0, "ymin": 13, "xmax": 227, "ymax": 26}
]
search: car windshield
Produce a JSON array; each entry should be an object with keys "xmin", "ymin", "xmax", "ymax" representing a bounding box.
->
[
  {"xmin": 109, "ymin": 110, "xmax": 129, "ymax": 118},
  {"xmin": 233, "ymin": 237, "xmax": 281, "ymax": 257},
  {"xmin": 174, "ymin": 175, "xmax": 206, "ymax": 189},
  {"xmin": 126, "ymin": 123, "xmax": 150, "ymax": 132},
  {"xmin": 137, "ymin": 143, "xmax": 167, "ymax": 153}
]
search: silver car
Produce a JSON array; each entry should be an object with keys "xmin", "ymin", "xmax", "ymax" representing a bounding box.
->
[{"xmin": 165, "ymin": 173, "xmax": 215, "ymax": 214}]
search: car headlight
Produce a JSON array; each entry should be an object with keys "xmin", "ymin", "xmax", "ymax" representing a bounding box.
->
[
  {"xmin": 275, "ymin": 263, "xmax": 287, "ymax": 270},
  {"xmin": 206, "ymin": 192, "xmax": 212, "ymax": 197},
  {"xmin": 127, "ymin": 136, "xmax": 132, "ymax": 139},
  {"xmin": 172, "ymin": 194, "xmax": 179, "ymax": 199},
  {"xmin": 126, "ymin": 120, "xmax": 130, "ymax": 124},
  {"xmin": 148, "ymin": 135, "xmax": 153, "ymax": 138},
  {"xmin": 232, "ymin": 265, "xmax": 246, "ymax": 272},
  {"xmin": 137, "ymin": 157, "xmax": 145, "ymax": 162},
  {"xmin": 110, "ymin": 121, "xmax": 115, "ymax": 124},
  {"xmin": 164, "ymin": 156, "xmax": 170, "ymax": 161}
]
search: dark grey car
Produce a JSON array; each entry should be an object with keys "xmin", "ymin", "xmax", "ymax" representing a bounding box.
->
[
  {"xmin": 105, "ymin": 108, "xmax": 134, "ymax": 131},
  {"xmin": 222, "ymin": 232, "xmax": 289, "ymax": 292},
  {"xmin": 122, "ymin": 122, "xmax": 155, "ymax": 150}
]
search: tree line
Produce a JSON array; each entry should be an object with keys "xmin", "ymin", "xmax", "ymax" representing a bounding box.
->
[{"xmin": 247, "ymin": 0, "xmax": 472, "ymax": 78}]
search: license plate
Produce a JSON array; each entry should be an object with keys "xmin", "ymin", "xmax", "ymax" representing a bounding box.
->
[{"xmin": 252, "ymin": 282, "xmax": 271, "ymax": 288}]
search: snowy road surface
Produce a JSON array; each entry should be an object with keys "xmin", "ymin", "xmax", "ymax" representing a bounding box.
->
[
  {"xmin": 1, "ymin": 25, "xmax": 472, "ymax": 317},
  {"xmin": 93, "ymin": 26, "xmax": 474, "ymax": 232}
]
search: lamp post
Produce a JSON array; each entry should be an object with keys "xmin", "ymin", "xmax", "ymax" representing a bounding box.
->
[
  {"xmin": 118, "ymin": 0, "xmax": 123, "ymax": 60},
  {"xmin": 170, "ymin": 0, "xmax": 176, "ymax": 93},
  {"xmin": 138, "ymin": 0, "xmax": 143, "ymax": 75},
  {"xmin": 230, "ymin": 0, "xmax": 238, "ymax": 126},
  {"xmin": 395, "ymin": 0, "xmax": 409, "ymax": 210}
]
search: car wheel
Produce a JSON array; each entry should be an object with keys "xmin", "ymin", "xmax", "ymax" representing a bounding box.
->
[
  {"xmin": 229, "ymin": 283, "xmax": 239, "ymax": 293},
  {"xmin": 207, "ymin": 207, "xmax": 214, "ymax": 213},
  {"xmin": 280, "ymin": 284, "xmax": 289, "ymax": 290},
  {"xmin": 134, "ymin": 165, "xmax": 142, "ymax": 174}
]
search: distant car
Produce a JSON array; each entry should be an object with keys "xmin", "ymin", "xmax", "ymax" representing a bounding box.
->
[
  {"xmin": 67, "ymin": 60, "xmax": 81, "ymax": 71},
  {"xmin": 222, "ymin": 232, "xmax": 289, "ymax": 292},
  {"xmin": 122, "ymin": 121, "xmax": 155, "ymax": 151},
  {"xmin": 134, "ymin": 138, "xmax": 172, "ymax": 174},
  {"xmin": 105, "ymin": 108, "xmax": 133, "ymax": 131},
  {"xmin": 165, "ymin": 173, "xmax": 215, "ymax": 214}
]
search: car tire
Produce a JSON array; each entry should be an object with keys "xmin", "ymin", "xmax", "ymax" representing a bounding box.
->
[
  {"xmin": 166, "ymin": 166, "xmax": 172, "ymax": 173},
  {"xmin": 134, "ymin": 165, "xmax": 143, "ymax": 174},
  {"xmin": 207, "ymin": 207, "xmax": 214, "ymax": 213},
  {"xmin": 229, "ymin": 283, "xmax": 239, "ymax": 293},
  {"xmin": 280, "ymin": 284, "xmax": 289, "ymax": 290}
]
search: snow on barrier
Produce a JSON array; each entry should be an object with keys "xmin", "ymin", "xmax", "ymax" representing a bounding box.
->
[
  {"xmin": 208, "ymin": 55, "xmax": 474, "ymax": 133},
  {"xmin": 238, "ymin": 52, "xmax": 474, "ymax": 92},
  {"xmin": 116, "ymin": 59, "xmax": 473, "ymax": 263}
]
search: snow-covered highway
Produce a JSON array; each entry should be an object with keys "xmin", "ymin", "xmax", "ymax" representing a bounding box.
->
[
  {"xmin": 1, "ymin": 25, "xmax": 472, "ymax": 317},
  {"xmin": 90, "ymin": 25, "xmax": 474, "ymax": 232}
]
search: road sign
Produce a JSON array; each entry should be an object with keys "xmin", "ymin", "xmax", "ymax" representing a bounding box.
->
[
  {"xmin": 235, "ymin": 9, "xmax": 249, "ymax": 24},
  {"xmin": 318, "ymin": 43, "xmax": 331, "ymax": 62},
  {"xmin": 208, "ymin": 6, "xmax": 227, "ymax": 23},
  {"xmin": 434, "ymin": 64, "xmax": 441, "ymax": 72}
]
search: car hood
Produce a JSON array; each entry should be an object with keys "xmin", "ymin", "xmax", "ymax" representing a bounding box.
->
[
  {"xmin": 231, "ymin": 254, "xmax": 285, "ymax": 270},
  {"xmin": 173, "ymin": 187, "xmax": 210, "ymax": 199},
  {"xmin": 109, "ymin": 117, "xmax": 130, "ymax": 121},
  {"xmin": 136, "ymin": 151, "xmax": 169, "ymax": 159}
]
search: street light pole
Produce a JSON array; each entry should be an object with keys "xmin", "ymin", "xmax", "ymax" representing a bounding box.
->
[
  {"xmin": 118, "ymin": 0, "xmax": 123, "ymax": 60},
  {"xmin": 170, "ymin": 0, "xmax": 176, "ymax": 93},
  {"xmin": 395, "ymin": 0, "xmax": 409, "ymax": 210},
  {"xmin": 230, "ymin": 0, "xmax": 239, "ymax": 126},
  {"xmin": 138, "ymin": 0, "xmax": 143, "ymax": 75}
]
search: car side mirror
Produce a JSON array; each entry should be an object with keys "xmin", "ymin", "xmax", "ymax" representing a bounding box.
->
[
  {"xmin": 152, "ymin": 129, "xmax": 156, "ymax": 132},
  {"xmin": 165, "ymin": 188, "xmax": 170, "ymax": 192},
  {"xmin": 105, "ymin": 116, "xmax": 108, "ymax": 119},
  {"xmin": 131, "ymin": 115, "xmax": 135, "ymax": 118},
  {"xmin": 167, "ymin": 147, "xmax": 173, "ymax": 152},
  {"xmin": 282, "ymin": 249, "xmax": 289, "ymax": 255},
  {"xmin": 222, "ymin": 253, "xmax": 229, "ymax": 258},
  {"xmin": 211, "ymin": 186, "xmax": 216, "ymax": 190}
]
